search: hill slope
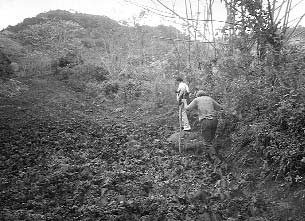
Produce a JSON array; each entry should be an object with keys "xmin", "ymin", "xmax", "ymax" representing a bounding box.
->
[
  {"xmin": 1, "ymin": 10, "xmax": 190, "ymax": 107},
  {"xmin": 3, "ymin": 10, "xmax": 188, "ymax": 76},
  {"xmin": 1, "ymin": 9, "xmax": 305, "ymax": 221}
]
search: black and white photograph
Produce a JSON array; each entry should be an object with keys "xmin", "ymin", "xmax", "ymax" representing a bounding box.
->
[{"xmin": 1, "ymin": 0, "xmax": 305, "ymax": 220}]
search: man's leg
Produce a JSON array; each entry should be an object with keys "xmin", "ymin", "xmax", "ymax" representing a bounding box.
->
[
  {"xmin": 181, "ymin": 99, "xmax": 191, "ymax": 131},
  {"xmin": 200, "ymin": 119, "xmax": 213, "ymax": 142},
  {"xmin": 200, "ymin": 118, "xmax": 219, "ymax": 161}
]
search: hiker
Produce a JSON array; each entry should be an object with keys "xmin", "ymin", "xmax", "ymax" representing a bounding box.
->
[
  {"xmin": 176, "ymin": 77, "xmax": 191, "ymax": 131},
  {"xmin": 182, "ymin": 90, "xmax": 223, "ymax": 158}
]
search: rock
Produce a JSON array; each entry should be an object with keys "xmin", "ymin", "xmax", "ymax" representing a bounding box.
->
[
  {"xmin": 167, "ymin": 131, "xmax": 182, "ymax": 143},
  {"xmin": 167, "ymin": 131, "xmax": 204, "ymax": 151},
  {"xmin": 167, "ymin": 131, "xmax": 200, "ymax": 143}
]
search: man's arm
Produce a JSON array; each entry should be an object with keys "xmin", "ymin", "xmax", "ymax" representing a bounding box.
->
[
  {"xmin": 183, "ymin": 98, "xmax": 197, "ymax": 111},
  {"xmin": 176, "ymin": 83, "xmax": 183, "ymax": 102},
  {"xmin": 211, "ymin": 98, "xmax": 223, "ymax": 111},
  {"xmin": 177, "ymin": 89, "xmax": 183, "ymax": 102}
]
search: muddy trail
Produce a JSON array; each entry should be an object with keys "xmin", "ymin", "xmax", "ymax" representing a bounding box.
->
[{"xmin": 0, "ymin": 77, "xmax": 289, "ymax": 220}]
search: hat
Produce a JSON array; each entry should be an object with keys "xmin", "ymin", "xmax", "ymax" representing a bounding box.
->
[{"xmin": 176, "ymin": 77, "xmax": 183, "ymax": 82}]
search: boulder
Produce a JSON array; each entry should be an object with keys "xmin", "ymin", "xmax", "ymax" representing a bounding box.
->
[
  {"xmin": 167, "ymin": 131, "xmax": 197, "ymax": 142},
  {"xmin": 167, "ymin": 130, "xmax": 204, "ymax": 151}
]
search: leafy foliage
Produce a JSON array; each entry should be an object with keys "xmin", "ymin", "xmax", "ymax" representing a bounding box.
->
[
  {"xmin": 55, "ymin": 63, "xmax": 109, "ymax": 92},
  {"xmin": 0, "ymin": 49, "xmax": 13, "ymax": 79},
  {"xmin": 208, "ymin": 43, "xmax": 305, "ymax": 187}
]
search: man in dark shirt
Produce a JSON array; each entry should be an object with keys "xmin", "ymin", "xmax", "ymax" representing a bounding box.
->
[
  {"xmin": 183, "ymin": 90, "xmax": 223, "ymax": 160},
  {"xmin": 183, "ymin": 90, "xmax": 222, "ymax": 142}
]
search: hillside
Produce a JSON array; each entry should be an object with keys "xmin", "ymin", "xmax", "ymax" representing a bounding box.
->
[
  {"xmin": 2, "ymin": 10, "xmax": 188, "ymax": 74},
  {"xmin": 1, "ymin": 9, "xmax": 305, "ymax": 221},
  {"xmin": 1, "ymin": 10, "xmax": 192, "ymax": 106}
]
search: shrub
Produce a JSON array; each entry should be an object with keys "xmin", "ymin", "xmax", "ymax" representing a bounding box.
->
[
  {"xmin": 211, "ymin": 49, "xmax": 305, "ymax": 185},
  {"xmin": 56, "ymin": 67, "xmax": 74, "ymax": 81},
  {"xmin": 104, "ymin": 80, "xmax": 119, "ymax": 96},
  {"xmin": 55, "ymin": 63, "xmax": 109, "ymax": 92},
  {"xmin": 120, "ymin": 79, "xmax": 143, "ymax": 103},
  {"xmin": 0, "ymin": 50, "xmax": 13, "ymax": 79},
  {"xmin": 58, "ymin": 51, "xmax": 83, "ymax": 68},
  {"xmin": 85, "ymin": 81, "xmax": 104, "ymax": 97},
  {"xmin": 257, "ymin": 89, "xmax": 305, "ymax": 184},
  {"xmin": 19, "ymin": 53, "xmax": 52, "ymax": 76}
]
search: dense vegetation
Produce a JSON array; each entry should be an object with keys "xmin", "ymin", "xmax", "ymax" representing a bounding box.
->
[{"xmin": 1, "ymin": 8, "xmax": 305, "ymax": 220}]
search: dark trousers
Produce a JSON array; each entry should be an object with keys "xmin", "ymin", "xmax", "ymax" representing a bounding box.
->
[
  {"xmin": 198, "ymin": 118, "xmax": 219, "ymax": 161},
  {"xmin": 199, "ymin": 118, "xmax": 218, "ymax": 143}
]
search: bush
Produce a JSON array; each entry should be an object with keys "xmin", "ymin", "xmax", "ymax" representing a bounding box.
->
[
  {"xmin": 0, "ymin": 50, "xmax": 13, "ymax": 79},
  {"xmin": 231, "ymin": 68, "xmax": 304, "ymax": 185},
  {"xmin": 85, "ymin": 80, "xmax": 121, "ymax": 98},
  {"xmin": 120, "ymin": 79, "xmax": 143, "ymax": 103},
  {"xmin": 55, "ymin": 63, "xmax": 109, "ymax": 92},
  {"xmin": 56, "ymin": 67, "xmax": 74, "ymax": 81},
  {"xmin": 257, "ymin": 89, "xmax": 305, "ymax": 184},
  {"xmin": 198, "ymin": 45, "xmax": 305, "ymax": 186},
  {"xmin": 104, "ymin": 80, "xmax": 119, "ymax": 96},
  {"xmin": 52, "ymin": 50, "xmax": 83, "ymax": 76},
  {"xmin": 58, "ymin": 51, "xmax": 83, "ymax": 68},
  {"xmin": 17, "ymin": 52, "xmax": 52, "ymax": 77}
]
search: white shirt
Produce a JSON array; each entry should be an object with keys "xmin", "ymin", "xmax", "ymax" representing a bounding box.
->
[{"xmin": 177, "ymin": 82, "xmax": 189, "ymax": 101}]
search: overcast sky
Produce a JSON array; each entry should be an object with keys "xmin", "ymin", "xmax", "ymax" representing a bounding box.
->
[{"xmin": 0, "ymin": 0, "xmax": 304, "ymax": 31}]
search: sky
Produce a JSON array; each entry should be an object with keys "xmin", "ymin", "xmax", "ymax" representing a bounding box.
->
[
  {"xmin": 0, "ymin": 0, "xmax": 304, "ymax": 32},
  {"xmin": 0, "ymin": 0, "xmax": 226, "ymax": 29}
]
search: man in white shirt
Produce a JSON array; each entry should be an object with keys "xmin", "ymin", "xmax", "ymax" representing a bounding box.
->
[{"xmin": 176, "ymin": 77, "xmax": 191, "ymax": 131}]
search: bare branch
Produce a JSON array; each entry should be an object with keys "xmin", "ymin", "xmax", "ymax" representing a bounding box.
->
[
  {"xmin": 271, "ymin": 0, "xmax": 276, "ymax": 19},
  {"xmin": 290, "ymin": 0, "xmax": 305, "ymax": 12},
  {"xmin": 123, "ymin": 0, "xmax": 173, "ymax": 17},
  {"xmin": 287, "ymin": 14, "xmax": 305, "ymax": 25},
  {"xmin": 286, "ymin": 12, "xmax": 305, "ymax": 41},
  {"xmin": 274, "ymin": 0, "xmax": 287, "ymax": 23},
  {"xmin": 152, "ymin": 0, "xmax": 219, "ymax": 50},
  {"xmin": 123, "ymin": 0, "xmax": 235, "ymax": 25},
  {"xmin": 154, "ymin": 0, "xmax": 185, "ymax": 20},
  {"xmin": 221, "ymin": 0, "xmax": 242, "ymax": 14},
  {"xmin": 151, "ymin": 35, "xmax": 229, "ymax": 44},
  {"xmin": 209, "ymin": 0, "xmax": 217, "ymax": 57},
  {"xmin": 283, "ymin": 0, "xmax": 292, "ymax": 30},
  {"xmin": 267, "ymin": 0, "xmax": 274, "ymax": 25},
  {"xmin": 194, "ymin": 0, "xmax": 200, "ymax": 41},
  {"xmin": 185, "ymin": 0, "xmax": 191, "ymax": 68},
  {"xmin": 291, "ymin": 28, "xmax": 305, "ymax": 39}
]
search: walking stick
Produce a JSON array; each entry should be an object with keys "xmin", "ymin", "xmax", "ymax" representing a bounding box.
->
[{"xmin": 178, "ymin": 104, "xmax": 182, "ymax": 153}]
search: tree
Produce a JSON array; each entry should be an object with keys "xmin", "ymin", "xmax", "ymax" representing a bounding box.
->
[{"xmin": 222, "ymin": 0, "xmax": 305, "ymax": 61}]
